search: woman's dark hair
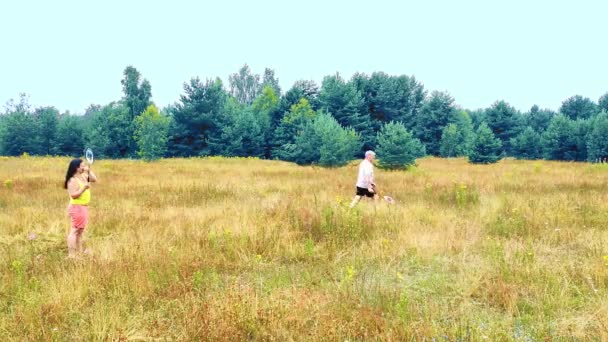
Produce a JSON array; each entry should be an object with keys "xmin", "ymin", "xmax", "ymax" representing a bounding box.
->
[{"xmin": 64, "ymin": 159, "xmax": 82, "ymax": 189}]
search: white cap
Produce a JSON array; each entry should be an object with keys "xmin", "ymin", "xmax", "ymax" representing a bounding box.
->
[{"xmin": 365, "ymin": 150, "xmax": 376, "ymax": 158}]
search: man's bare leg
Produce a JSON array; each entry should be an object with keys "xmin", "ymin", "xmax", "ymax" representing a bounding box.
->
[{"xmin": 350, "ymin": 195, "xmax": 362, "ymax": 208}]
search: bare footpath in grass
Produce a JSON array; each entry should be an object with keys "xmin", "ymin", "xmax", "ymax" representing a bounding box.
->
[{"xmin": 0, "ymin": 156, "xmax": 607, "ymax": 340}]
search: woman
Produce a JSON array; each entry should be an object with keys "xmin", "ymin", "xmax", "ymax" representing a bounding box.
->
[{"xmin": 64, "ymin": 158, "xmax": 97, "ymax": 258}]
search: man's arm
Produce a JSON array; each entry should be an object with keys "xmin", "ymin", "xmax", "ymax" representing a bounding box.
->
[{"xmin": 365, "ymin": 165, "xmax": 374, "ymax": 192}]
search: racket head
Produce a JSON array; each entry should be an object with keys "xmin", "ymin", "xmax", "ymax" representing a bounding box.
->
[
  {"xmin": 383, "ymin": 196, "xmax": 395, "ymax": 204},
  {"xmin": 84, "ymin": 148, "xmax": 94, "ymax": 165}
]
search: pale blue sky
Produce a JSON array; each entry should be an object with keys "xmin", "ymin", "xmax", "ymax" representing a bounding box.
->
[{"xmin": 1, "ymin": 0, "xmax": 606, "ymax": 114}]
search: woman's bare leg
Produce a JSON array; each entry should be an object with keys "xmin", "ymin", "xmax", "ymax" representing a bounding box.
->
[{"xmin": 67, "ymin": 227, "xmax": 84, "ymax": 258}]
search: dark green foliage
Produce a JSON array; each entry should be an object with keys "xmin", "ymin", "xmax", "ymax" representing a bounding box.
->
[
  {"xmin": 134, "ymin": 105, "xmax": 170, "ymax": 161},
  {"xmin": 272, "ymin": 98, "xmax": 316, "ymax": 161},
  {"xmin": 559, "ymin": 95, "xmax": 598, "ymax": 120},
  {"xmin": 34, "ymin": 107, "xmax": 59, "ymax": 155},
  {"xmin": 272, "ymin": 100, "xmax": 360, "ymax": 166},
  {"xmin": 352, "ymin": 72, "xmax": 425, "ymax": 133},
  {"xmin": 122, "ymin": 65, "xmax": 152, "ymax": 119},
  {"xmin": 467, "ymin": 109, "xmax": 486, "ymax": 128},
  {"xmin": 415, "ymin": 91, "xmax": 458, "ymax": 155},
  {"xmin": 209, "ymin": 101, "xmax": 266, "ymax": 158},
  {"xmin": 599, "ymin": 93, "xmax": 608, "ymax": 113},
  {"xmin": 2, "ymin": 65, "xmax": 605, "ymax": 165},
  {"xmin": 261, "ymin": 68, "xmax": 281, "ymax": 97},
  {"xmin": 587, "ymin": 112, "xmax": 608, "ymax": 162},
  {"xmin": 251, "ymin": 86, "xmax": 280, "ymax": 157},
  {"xmin": 439, "ymin": 111, "xmax": 475, "ymax": 157},
  {"xmin": 280, "ymin": 80, "xmax": 321, "ymax": 114},
  {"xmin": 468, "ymin": 122, "xmax": 503, "ymax": 164},
  {"xmin": 0, "ymin": 111, "xmax": 38, "ymax": 156},
  {"xmin": 484, "ymin": 101, "xmax": 522, "ymax": 154},
  {"xmin": 525, "ymin": 105, "xmax": 555, "ymax": 133},
  {"xmin": 167, "ymin": 77, "xmax": 227, "ymax": 157},
  {"xmin": 0, "ymin": 94, "xmax": 37, "ymax": 156},
  {"xmin": 292, "ymin": 112, "xmax": 360, "ymax": 166},
  {"xmin": 376, "ymin": 121, "xmax": 426, "ymax": 169},
  {"xmin": 84, "ymin": 102, "xmax": 132, "ymax": 158},
  {"xmin": 319, "ymin": 73, "xmax": 373, "ymax": 151},
  {"xmin": 540, "ymin": 115, "xmax": 589, "ymax": 161},
  {"xmin": 55, "ymin": 115, "xmax": 85, "ymax": 157},
  {"xmin": 510, "ymin": 127, "xmax": 542, "ymax": 160}
]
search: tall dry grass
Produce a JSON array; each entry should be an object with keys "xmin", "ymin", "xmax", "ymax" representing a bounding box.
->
[{"xmin": 0, "ymin": 155, "xmax": 607, "ymax": 340}]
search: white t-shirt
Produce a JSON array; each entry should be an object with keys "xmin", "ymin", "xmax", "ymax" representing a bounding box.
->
[{"xmin": 356, "ymin": 159, "xmax": 374, "ymax": 188}]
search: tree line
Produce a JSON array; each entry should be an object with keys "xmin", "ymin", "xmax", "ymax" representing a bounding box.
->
[{"xmin": 1, "ymin": 65, "xmax": 607, "ymax": 168}]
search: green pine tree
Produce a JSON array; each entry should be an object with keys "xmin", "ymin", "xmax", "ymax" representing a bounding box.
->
[
  {"xmin": 415, "ymin": 91, "xmax": 457, "ymax": 155},
  {"xmin": 587, "ymin": 112, "xmax": 608, "ymax": 162},
  {"xmin": 510, "ymin": 127, "xmax": 542, "ymax": 160},
  {"xmin": 439, "ymin": 111, "xmax": 475, "ymax": 157},
  {"xmin": 55, "ymin": 115, "xmax": 86, "ymax": 157},
  {"xmin": 375, "ymin": 121, "xmax": 426, "ymax": 169},
  {"xmin": 134, "ymin": 105, "xmax": 170, "ymax": 161},
  {"xmin": 468, "ymin": 122, "xmax": 503, "ymax": 164},
  {"xmin": 272, "ymin": 98, "xmax": 316, "ymax": 161},
  {"xmin": 541, "ymin": 115, "xmax": 587, "ymax": 161},
  {"xmin": 292, "ymin": 112, "xmax": 360, "ymax": 166}
]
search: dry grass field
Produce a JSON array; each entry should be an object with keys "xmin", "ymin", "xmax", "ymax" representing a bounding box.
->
[{"xmin": 1, "ymin": 156, "xmax": 607, "ymax": 340}]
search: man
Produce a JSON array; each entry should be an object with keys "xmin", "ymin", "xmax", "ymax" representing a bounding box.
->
[{"xmin": 350, "ymin": 150, "xmax": 379, "ymax": 207}]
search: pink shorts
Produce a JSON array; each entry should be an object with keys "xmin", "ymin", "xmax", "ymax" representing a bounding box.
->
[{"xmin": 68, "ymin": 204, "xmax": 89, "ymax": 229}]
